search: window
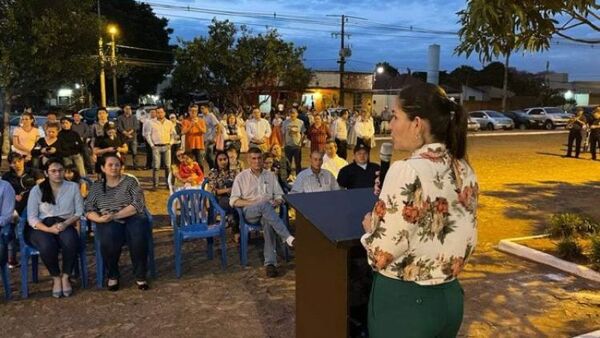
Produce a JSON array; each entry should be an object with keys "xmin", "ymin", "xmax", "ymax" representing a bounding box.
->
[
  {"xmin": 353, "ymin": 93, "xmax": 362, "ymax": 111},
  {"xmin": 470, "ymin": 112, "xmax": 484, "ymax": 118},
  {"xmin": 528, "ymin": 109, "xmax": 543, "ymax": 115}
]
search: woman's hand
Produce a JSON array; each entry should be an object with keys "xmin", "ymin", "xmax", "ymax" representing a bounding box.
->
[
  {"xmin": 47, "ymin": 224, "xmax": 61, "ymax": 235},
  {"xmin": 362, "ymin": 212, "xmax": 373, "ymax": 233},
  {"xmin": 97, "ymin": 213, "xmax": 113, "ymax": 223},
  {"xmin": 374, "ymin": 171, "xmax": 382, "ymax": 196}
]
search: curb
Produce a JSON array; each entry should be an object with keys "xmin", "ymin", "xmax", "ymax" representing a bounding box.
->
[{"xmin": 497, "ymin": 234, "xmax": 600, "ymax": 283}]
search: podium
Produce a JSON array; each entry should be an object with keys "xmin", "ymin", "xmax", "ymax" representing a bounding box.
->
[{"xmin": 285, "ymin": 188, "xmax": 378, "ymax": 338}]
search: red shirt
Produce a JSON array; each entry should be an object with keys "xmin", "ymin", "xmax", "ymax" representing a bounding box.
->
[{"xmin": 178, "ymin": 162, "xmax": 204, "ymax": 185}]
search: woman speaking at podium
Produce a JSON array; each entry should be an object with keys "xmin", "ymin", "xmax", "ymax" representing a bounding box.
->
[{"xmin": 361, "ymin": 83, "xmax": 478, "ymax": 338}]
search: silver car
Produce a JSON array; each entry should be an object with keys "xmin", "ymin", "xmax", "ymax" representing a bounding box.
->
[
  {"xmin": 523, "ymin": 107, "xmax": 571, "ymax": 130},
  {"xmin": 468, "ymin": 110, "xmax": 514, "ymax": 131}
]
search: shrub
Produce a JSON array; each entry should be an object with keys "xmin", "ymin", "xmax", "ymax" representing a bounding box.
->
[
  {"xmin": 556, "ymin": 237, "xmax": 582, "ymax": 260},
  {"xmin": 590, "ymin": 236, "xmax": 600, "ymax": 269},
  {"xmin": 547, "ymin": 213, "xmax": 583, "ymax": 239}
]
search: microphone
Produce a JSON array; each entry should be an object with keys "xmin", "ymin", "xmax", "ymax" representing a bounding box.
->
[{"xmin": 379, "ymin": 142, "xmax": 393, "ymax": 185}]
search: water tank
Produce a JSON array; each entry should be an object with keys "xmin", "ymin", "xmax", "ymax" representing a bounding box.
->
[{"xmin": 427, "ymin": 44, "xmax": 440, "ymax": 85}]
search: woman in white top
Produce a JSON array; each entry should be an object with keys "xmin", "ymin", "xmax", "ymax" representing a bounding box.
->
[
  {"xmin": 362, "ymin": 83, "xmax": 478, "ymax": 337},
  {"xmin": 11, "ymin": 112, "xmax": 40, "ymax": 161},
  {"xmin": 26, "ymin": 158, "xmax": 84, "ymax": 298}
]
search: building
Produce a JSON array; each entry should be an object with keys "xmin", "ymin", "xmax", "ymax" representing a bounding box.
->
[{"xmin": 302, "ymin": 71, "xmax": 373, "ymax": 112}]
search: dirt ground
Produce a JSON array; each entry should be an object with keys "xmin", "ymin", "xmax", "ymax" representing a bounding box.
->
[{"xmin": 1, "ymin": 131, "xmax": 599, "ymax": 337}]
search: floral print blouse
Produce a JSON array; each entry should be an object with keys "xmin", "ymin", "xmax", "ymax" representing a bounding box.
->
[
  {"xmin": 361, "ymin": 143, "xmax": 478, "ymax": 285},
  {"xmin": 206, "ymin": 168, "xmax": 238, "ymax": 196}
]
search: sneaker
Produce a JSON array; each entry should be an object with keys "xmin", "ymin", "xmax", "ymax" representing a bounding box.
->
[
  {"xmin": 8, "ymin": 260, "xmax": 20, "ymax": 269},
  {"xmin": 265, "ymin": 264, "xmax": 278, "ymax": 278}
]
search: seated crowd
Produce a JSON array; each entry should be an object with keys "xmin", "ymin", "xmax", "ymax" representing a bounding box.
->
[{"xmin": 0, "ymin": 101, "xmax": 383, "ymax": 297}]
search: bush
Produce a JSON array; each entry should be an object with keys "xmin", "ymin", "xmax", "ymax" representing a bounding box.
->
[
  {"xmin": 547, "ymin": 213, "xmax": 584, "ymax": 238},
  {"xmin": 556, "ymin": 237, "xmax": 582, "ymax": 260},
  {"xmin": 590, "ymin": 236, "xmax": 600, "ymax": 269}
]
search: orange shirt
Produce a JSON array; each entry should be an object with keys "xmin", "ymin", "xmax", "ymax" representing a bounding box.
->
[{"xmin": 182, "ymin": 117, "xmax": 206, "ymax": 150}]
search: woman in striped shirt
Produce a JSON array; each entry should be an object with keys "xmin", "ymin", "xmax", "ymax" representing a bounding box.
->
[{"xmin": 84, "ymin": 153, "xmax": 150, "ymax": 291}]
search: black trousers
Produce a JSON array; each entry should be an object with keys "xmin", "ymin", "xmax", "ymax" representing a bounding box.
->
[
  {"xmin": 144, "ymin": 140, "xmax": 153, "ymax": 168},
  {"xmin": 95, "ymin": 214, "xmax": 148, "ymax": 281},
  {"xmin": 285, "ymin": 145, "xmax": 302, "ymax": 175},
  {"xmin": 590, "ymin": 130, "xmax": 600, "ymax": 160},
  {"xmin": 335, "ymin": 138, "xmax": 348, "ymax": 160},
  {"xmin": 26, "ymin": 219, "xmax": 79, "ymax": 277},
  {"xmin": 566, "ymin": 129, "xmax": 583, "ymax": 157}
]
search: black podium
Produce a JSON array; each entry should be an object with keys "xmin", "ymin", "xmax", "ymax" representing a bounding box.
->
[{"xmin": 285, "ymin": 188, "xmax": 378, "ymax": 338}]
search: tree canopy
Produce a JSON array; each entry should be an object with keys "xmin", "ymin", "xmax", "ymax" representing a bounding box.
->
[{"xmin": 166, "ymin": 19, "xmax": 312, "ymax": 108}]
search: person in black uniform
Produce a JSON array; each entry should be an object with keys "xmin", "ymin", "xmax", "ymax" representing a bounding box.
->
[
  {"xmin": 565, "ymin": 108, "xmax": 587, "ymax": 158},
  {"xmin": 590, "ymin": 108, "xmax": 600, "ymax": 161},
  {"xmin": 337, "ymin": 143, "xmax": 380, "ymax": 189}
]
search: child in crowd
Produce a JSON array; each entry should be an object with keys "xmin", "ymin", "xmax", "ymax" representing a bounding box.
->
[
  {"xmin": 64, "ymin": 164, "xmax": 89, "ymax": 199},
  {"xmin": 226, "ymin": 146, "xmax": 244, "ymax": 174},
  {"xmin": 172, "ymin": 150, "xmax": 204, "ymax": 189}
]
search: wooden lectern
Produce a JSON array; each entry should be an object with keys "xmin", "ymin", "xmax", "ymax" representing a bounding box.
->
[{"xmin": 285, "ymin": 188, "xmax": 378, "ymax": 338}]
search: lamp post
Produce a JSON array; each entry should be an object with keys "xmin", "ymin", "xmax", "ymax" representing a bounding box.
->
[
  {"xmin": 98, "ymin": 36, "xmax": 107, "ymax": 107},
  {"xmin": 108, "ymin": 24, "xmax": 118, "ymax": 106}
]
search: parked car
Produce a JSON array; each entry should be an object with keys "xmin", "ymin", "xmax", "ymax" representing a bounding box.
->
[
  {"xmin": 9, "ymin": 115, "xmax": 47, "ymax": 138},
  {"xmin": 467, "ymin": 117, "xmax": 480, "ymax": 131},
  {"xmin": 78, "ymin": 106, "xmax": 121, "ymax": 125},
  {"xmin": 523, "ymin": 107, "xmax": 571, "ymax": 130},
  {"xmin": 468, "ymin": 110, "xmax": 514, "ymax": 130},
  {"xmin": 502, "ymin": 110, "xmax": 532, "ymax": 130}
]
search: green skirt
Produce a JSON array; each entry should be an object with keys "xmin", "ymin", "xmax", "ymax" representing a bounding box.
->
[{"xmin": 368, "ymin": 273, "xmax": 464, "ymax": 338}]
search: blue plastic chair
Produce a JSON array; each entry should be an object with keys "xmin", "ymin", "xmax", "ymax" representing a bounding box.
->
[
  {"xmin": 236, "ymin": 204, "xmax": 290, "ymax": 266},
  {"xmin": 167, "ymin": 189, "xmax": 227, "ymax": 278},
  {"xmin": 92, "ymin": 208, "xmax": 156, "ymax": 288},
  {"xmin": 1, "ymin": 225, "xmax": 11, "ymax": 300},
  {"xmin": 17, "ymin": 211, "xmax": 88, "ymax": 299}
]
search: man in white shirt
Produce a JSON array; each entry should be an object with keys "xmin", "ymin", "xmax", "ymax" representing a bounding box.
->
[
  {"xmin": 145, "ymin": 107, "xmax": 175, "ymax": 188},
  {"xmin": 141, "ymin": 108, "xmax": 157, "ymax": 169},
  {"xmin": 332, "ymin": 109, "xmax": 349, "ymax": 159},
  {"xmin": 291, "ymin": 150, "xmax": 340, "ymax": 193},
  {"xmin": 322, "ymin": 139, "xmax": 348, "ymax": 178},
  {"xmin": 230, "ymin": 147, "xmax": 295, "ymax": 278},
  {"xmin": 354, "ymin": 110, "xmax": 375, "ymax": 149},
  {"xmin": 245, "ymin": 108, "xmax": 271, "ymax": 152}
]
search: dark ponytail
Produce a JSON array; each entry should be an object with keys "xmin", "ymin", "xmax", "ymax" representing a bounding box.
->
[
  {"xmin": 40, "ymin": 158, "xmax": 65, "ymax": 204},
  {"xmin": 399, "ymin": 83, "xmax": 468, "ymax": 159}
]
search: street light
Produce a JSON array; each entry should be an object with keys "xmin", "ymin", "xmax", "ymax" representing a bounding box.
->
[
  {"xmin": 376, "ymin": 66, "xmax": 384, "ymax": 74},
  {"xmin": 107, "ymin": 24, "xmax": 118, "ymax": 106}
]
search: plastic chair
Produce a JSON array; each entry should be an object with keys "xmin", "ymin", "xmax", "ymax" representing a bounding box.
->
[
  {"xmin": 92, "ymin": 208, "xmax": 156, "ymax": 288},
  {"xmin": 167, "ymin": 189, "xmax": 227, "ymax": 278},
  {"xmin": 17, "ymin": 211, "xmax": 88, "ymax": 299},
  {"xmin": 236, "ymin": 204, "xmax": 290, "ymax": 266},
  {"xmin": 1, "ymin": 225, "xmax": 11, "ymax": 300}
]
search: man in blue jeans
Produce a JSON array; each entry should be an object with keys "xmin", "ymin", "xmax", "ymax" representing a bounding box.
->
[{"xmin": 230, "ymin": 147, "xmax": 295, "ymax": 277}]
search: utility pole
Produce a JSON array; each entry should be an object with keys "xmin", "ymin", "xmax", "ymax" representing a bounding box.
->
[
  {"xmin": 109, "ymin": 25, "xmax": 118, "ymax": 106},
  {"xmin": 97, "ymin": 1, "xmax": 107, "ymax": 107},
  {"xmin": 328, "ymin": 14, "xmax": 365, "ymax": 108}
]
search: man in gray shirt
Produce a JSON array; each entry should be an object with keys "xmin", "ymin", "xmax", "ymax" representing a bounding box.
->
[
  {"xmin": 282, "ymin": 108, "xmax": 305, "ymax": 174},
  {"xmin": 71, "ymin": 111, "xmax": 93, "ymax": 172},
  {"xmin": 117, "ymin": 104, "xmax": 139, "ymax": 170},
  {"xmin": 200, "ymin": 104, "xmax": 220, "ymax": 169},
  {"xmin": 230, "ymin": 147, "xmax": 295, "ymax": 278}
]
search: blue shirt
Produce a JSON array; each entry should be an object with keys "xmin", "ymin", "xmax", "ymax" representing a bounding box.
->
[
  {"xmin": 0, "ymin": 179, "xmax": 15, "ymax": 227},
  {"xmin": 27, "ymin": 181, "xmax": 84, "ymax": 228}
]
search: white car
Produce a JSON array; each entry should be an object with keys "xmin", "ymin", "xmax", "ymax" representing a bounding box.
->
[{"xmin": 468, "ymin": 110, "xmax": 514, "ymax": 130}]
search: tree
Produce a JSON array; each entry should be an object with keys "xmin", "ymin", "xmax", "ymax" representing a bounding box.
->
[
  {"xmin": 0, "ymin": 0, "xmax": 99, "ymax": 154},
  {"xmin": 166, "ymin": 19, "xmax": 312, "ymax": 108},
  {"xmin": 93, "ymin": 0, "xmax": 174, "ymax": 104},
  {"xmin": 456, "ymin": 0, "xmax": 599, "ymax": 112}
]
